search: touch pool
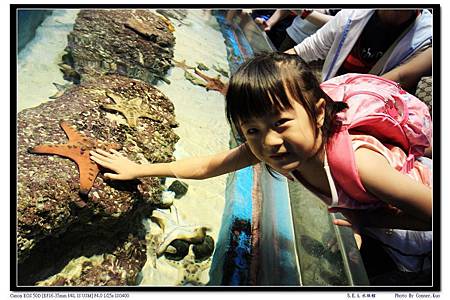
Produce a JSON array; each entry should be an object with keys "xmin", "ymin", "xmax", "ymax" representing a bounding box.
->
[{"xmin": 16, "ymin": 8, "xmax": 369, "ymax": 287}]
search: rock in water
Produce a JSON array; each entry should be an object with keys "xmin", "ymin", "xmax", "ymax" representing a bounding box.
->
[
  {"xmin": 164, "ymin": 239, "xmax": 190, "ymax": 261},
  {"xmin": 64, "ymin": 9, "xmax": 175, "ymax": 84},
  {"xmin": 17, "ymin": 75, "xmax": 179, "ymax": 285},
  {"xmin": 35, "ymin": 234, "xmax": 147, "ymax": 286},
  {"xmin": 193, "ymin": 235, "xmax": 215, "ymax": 262},
  {"xmin": 167, "ymin": 180, "xmax": 189, "ymax": 199}
]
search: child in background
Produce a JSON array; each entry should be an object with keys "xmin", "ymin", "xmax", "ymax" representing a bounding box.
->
[{"xmin": 90, "ymin": 52, "xmax": 432, "ymax": 281}]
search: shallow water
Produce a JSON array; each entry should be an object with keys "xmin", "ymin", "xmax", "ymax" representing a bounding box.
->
[
  {"xmin": 17, "ymin": 9, "xmax": 79, "ymax": 112},
  {"xmin": 17, "ymin": 9, "xmax": 231, "ymax": 286},
  {"xmin": 139, "ymin": 10, "xmax": 230, "ymax": 285}
]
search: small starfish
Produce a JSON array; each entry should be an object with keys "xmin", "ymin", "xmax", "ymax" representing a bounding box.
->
[
  {"xmin": 165, "ymin": 245, "xmax": 211, "ymax": 286},
  {"xmin": 28, "ymin": 120, "xmax": 122, "ymax": 196},
  {"xmin": 101, "ymin": 91, "xmax": 164, "ymax": 128},
  {"xmin": 150, "ymin": 208, "xmax": 209, "ymax": 256},
  {"xmin": 194, "ymin": 68, "xmax": 228, "ymax": 95},
  {"xmin": 173, "ymin": 59, "xmax": 195, "ymax": 71}
]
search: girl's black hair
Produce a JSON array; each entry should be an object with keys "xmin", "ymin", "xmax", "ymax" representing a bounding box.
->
[{"xmin": 225, "ymin": 52, "xmax": 347, "ymax": 148}]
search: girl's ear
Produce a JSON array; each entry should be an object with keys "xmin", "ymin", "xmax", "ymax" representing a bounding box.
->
[{"xmin": 316, "ymin": 98, "xmax": 326, "ymax": 128}]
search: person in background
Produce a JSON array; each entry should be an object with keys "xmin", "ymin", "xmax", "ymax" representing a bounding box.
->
[
  {"xmin": 288, "ymin": 9, "xmax": 432, "ymax": 93},
  {"xmin": 256, "ymin": 9, "xmax": 339, "ymax": 52},
  {"xmin": 382, "ymin": 46, "xmax": 432, "ymax": 93},
  {"xmin": 251, "ymin": 10, "xmax": 296, "ymax": 50}
]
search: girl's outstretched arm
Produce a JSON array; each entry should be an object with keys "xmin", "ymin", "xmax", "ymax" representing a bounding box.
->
[
  {"xmin": 90, "ymin": 143, "xmax": 259, "ymax": 181},
  {"xmin": 354, "ymin": 147, "xmax": 432, "ymax": 227}
]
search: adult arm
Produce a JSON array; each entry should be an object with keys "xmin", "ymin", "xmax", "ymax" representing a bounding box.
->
[
  {"xmin": 90, "ymin": 143, "xmax": 260, "ymax": 180},
  {"xmin": 256, "ymin": 9, "xmax": 291, "ymax": 32},
  {"xmin": 290, "ymin": 10, "xmax": 346, "ymax": 61},
  {"xmin": 354, "ymin": 147, "xmax": 432, "ymax": 228},
  {"xmin": 303, "ymin": 10, "xmax": 335, "ymax": 27},
  {"xmin": 382, "ymin": 47, "xmax": 432, "ymax": 93}
]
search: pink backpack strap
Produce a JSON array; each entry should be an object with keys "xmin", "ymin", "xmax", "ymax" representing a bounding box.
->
[{"xmin": 326, "ymin": 129, "xmax": 379, "ymax": 204}]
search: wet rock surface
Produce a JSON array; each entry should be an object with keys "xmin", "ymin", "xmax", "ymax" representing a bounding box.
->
[
  {"xmin": 63, "ymin": 9, "xmax": 175, "ymax": 84},
  {"xmin": 35, "ymin": 234, "xmax": 147, "ymax": 286},
  {"xmin": 17, "ymin": 75, "xmax": 179, "ymax": 285}
]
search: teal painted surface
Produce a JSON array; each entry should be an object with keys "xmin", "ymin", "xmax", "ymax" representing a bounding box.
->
[
  {"xmin": 208, "ymin": 11, "xmax": 256, "ymax": 285},
  {"xmin": 17, "ymin": 10, "xmax": 52, "ymax": 53},
  {"xmin": 257, "ymin": 169, "xmax": 300, "ymax": 285},
  {"xmin": 208, "ymin": 167, "xmax": 254, "ymax": 285}
]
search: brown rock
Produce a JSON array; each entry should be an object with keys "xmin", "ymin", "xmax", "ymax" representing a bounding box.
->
[
  {"xmin": 17, "ymin": 75, "xmax": 179, "ymax": 285},
  {"xmin": 64, "ymin": 9, "xmax": 175, "ymax": 84}
]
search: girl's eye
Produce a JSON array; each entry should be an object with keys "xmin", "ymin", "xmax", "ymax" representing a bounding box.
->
[
  {"xmin": 246, "ymin": 128, "xmax": 258, "ymax": 135},
  {"xmin": 274, "ymin": 118, "xmax": 289, "ymax": 127}
]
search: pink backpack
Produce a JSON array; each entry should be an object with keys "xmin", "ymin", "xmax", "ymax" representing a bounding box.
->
[{"xmin": 320, "ymin": 73, "xmax": 432, "ymax": 204}]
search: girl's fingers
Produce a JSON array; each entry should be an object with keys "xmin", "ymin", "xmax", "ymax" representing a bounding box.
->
[
  {"xmin": 90, "ymin": 155, "xmax": 113, "ymax": 168},
  {"xmin": 109, "ymin": 149, "xmax": 123, "ymax": 157},
  {"xmin": 90, "ymin": 151, "xmax": 112, "ymax": 162},
  {"xmin": 104, "ymin": 173, "xmax": 119, "ymax": 180},
  {"xmin": 93, "ymin": 148, "xmax": 112, "ymax": 156}
]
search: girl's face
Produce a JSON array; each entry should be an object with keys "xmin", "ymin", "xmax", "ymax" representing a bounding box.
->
[{"xmin": 239, "ymin": 97, "xmax": 325, "ymax": 176}]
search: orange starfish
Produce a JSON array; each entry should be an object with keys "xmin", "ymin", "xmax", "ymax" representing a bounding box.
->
[
  {"xmin": 194, "ymin": 68, "xmax": 228, "ymax": 95},
  {"xmin": 28, "ymin": 120, "xmax": 122, "ymax": 196}
]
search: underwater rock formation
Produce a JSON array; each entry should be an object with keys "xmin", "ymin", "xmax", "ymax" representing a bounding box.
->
[
  {"xmin": 192, "ymin": 235, "xmax": 215, "ymax": 262},
  {"xmin": 62, "ymin": 9, "xmax": 175, "ymax": 84},
  {"xmin": 17, "ymin": 75, "xmax": 179, "ymax": 285},
  {"xmin": 150, "ymin": 209, "xmax": 210, "ymax": 257},
  {"xmin": 167, "ymin": 180, "xmax": 189, "ymax": 199},
  {"xmin": 35, "ymin": 234, "xmax": 147, "ymax": 286}
]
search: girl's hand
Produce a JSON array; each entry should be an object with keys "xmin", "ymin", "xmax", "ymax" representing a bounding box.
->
[{"xmin": 90, "ymin": 148, "xmax": 141, "ymax": 180}]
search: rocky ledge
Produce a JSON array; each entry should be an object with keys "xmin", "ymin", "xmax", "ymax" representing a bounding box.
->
[
  {"xmin": 61, "ymin": 9, "xmax": 175, "ymax": 84},
  {"xmin": 17, "ymin": 75, "xmax": 179, "ymax": 285}
]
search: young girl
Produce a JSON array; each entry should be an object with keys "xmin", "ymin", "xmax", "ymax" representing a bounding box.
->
[{"xmin": 90, "ymin": 52, "xmax": 432, "ymax": 274}]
